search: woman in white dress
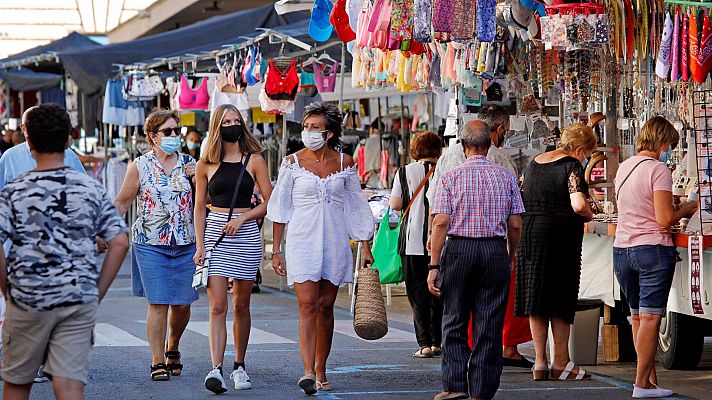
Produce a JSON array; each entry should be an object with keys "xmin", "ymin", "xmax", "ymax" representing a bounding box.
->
[{"xmin": 267, "ymin": 102, "xmax": 374, "ymax": 395}]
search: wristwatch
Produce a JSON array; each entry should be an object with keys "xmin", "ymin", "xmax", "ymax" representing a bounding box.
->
[
  {"xmin": 428, "ymin": 264, "xmax": 440, "ymax": 271},
  {"xmin": 271, "ymin": 251, "xmax": 282, "ymax": 258}
]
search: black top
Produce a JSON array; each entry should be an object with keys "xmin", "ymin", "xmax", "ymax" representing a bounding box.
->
[
  {"xmin": 520, "ymin": 156, "xmax": 587, "ymax": 219},
  {"xmin": 208, "ymin": 161, "xmax": 254, "ymax": 208}
]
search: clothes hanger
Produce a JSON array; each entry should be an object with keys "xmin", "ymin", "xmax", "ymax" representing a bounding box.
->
[
  {"xmin": 302, "ymin": 52, "xmax": 318, "ymax": 66},
  {"xmin": 317, "ymin": 50, "xmax": 337, "ymax": 63}
]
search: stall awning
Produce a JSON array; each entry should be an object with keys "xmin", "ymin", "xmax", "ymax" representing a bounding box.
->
[
  {"xmin": 0, "ymin": 32, "xmax": 101, "ymax": 65},
  {"xmin": 60, "ymin": 3, "xmax": 309, "ymax": 95},
  {"xmin": 0, "ymin": 69, "xmax": 62, "ymax": 91}
]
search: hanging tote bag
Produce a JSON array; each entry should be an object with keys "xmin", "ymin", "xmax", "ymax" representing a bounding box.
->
[
  {"xmin": 372, "ymin": 207, "xmax": 403, "ymax": 284},
  {"xmin": 353, "ymin": 261, "xmax": 389, "ymax": 340},
  {"xmin": 193, "ymin": 154, "xmax": 251, "ymax": 289},
  {"xmin": 372, "ymin": 165, "xmax": 435, "ymax": 284}
]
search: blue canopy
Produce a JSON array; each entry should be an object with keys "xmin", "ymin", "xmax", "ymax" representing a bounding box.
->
[
  {"xmin": 60, "ymin": 4, "xmax": 309, "ymax": 95},
  {"xmin": 0, "ymin": 69, "xmax": 62, "ymax": 91},
  {"xmin": 0, "ymin": 32, "xmax": 101, "ymax": 64}
]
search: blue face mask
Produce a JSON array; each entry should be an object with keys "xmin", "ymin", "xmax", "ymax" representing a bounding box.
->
[
  {"xmin": 582, "ymin": 157, "xmax": 589, "ymax": 168},
  {"xmin": 159, "ymin": 136, "xmax": 181, "ymax": 154},
  {"xmin": 659, "ymin": 147, "xmax": 673, "ymax": 163},
  {"xmin": 186, "ymin": 141, "xmax": 200, "ymax": 151}
]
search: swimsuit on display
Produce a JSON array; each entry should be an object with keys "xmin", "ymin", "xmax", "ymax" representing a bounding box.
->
[
  {"xmin": 314, "ymin": 60, "xmax": 340, "ymax": 93},
  {"xmin": 178, "ymin": 76, "xmax": 210, "ymax": 110},
  {"xmin": 265, "ymin": 58, "xmax": 299, "ymax": 101},
  {"xmin": 299, "ymin": 63, "xmax": 318, "ymax": 97}
]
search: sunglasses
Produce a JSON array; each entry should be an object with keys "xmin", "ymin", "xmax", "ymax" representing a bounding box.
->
[{"xmin": 154, "ymin": 127, "xmax": 181, "ymax": 137}]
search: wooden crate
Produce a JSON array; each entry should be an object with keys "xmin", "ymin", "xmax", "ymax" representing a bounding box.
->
[{"xmin": 602, "ymin": 324, "xmax": 636, "ymax": 362}]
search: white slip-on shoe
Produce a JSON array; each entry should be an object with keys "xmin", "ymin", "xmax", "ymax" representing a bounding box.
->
[
  {"xmin": 632, "ymin": 384, "xmax": 674, "ymax": 398},
  {"xmin": 205, "ymin": 367, "xmax": 228, "ymax": 394},
  {"xmin": 230, "ymin": 366, "xmax": 252, "ymax": 390}
]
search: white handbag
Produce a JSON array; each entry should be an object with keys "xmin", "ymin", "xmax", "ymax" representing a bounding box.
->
[{"xmin": 192, "ymin": 250, "xmax": 211, "ymax": 290}]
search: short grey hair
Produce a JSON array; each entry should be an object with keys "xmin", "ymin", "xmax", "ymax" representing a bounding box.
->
[
  {"xmin": 477, "ymin": 105, "xmax": 509, "ymax": 131},
  {"xmin": 461, "ymin": 120, "xmax": 491, "ymax": 149}
]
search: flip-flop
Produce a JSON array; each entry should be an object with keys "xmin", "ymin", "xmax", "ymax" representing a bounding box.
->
[
  {"xmin": 413, "ymin": 347, "xmax": 433, "ymax": 358},
  {"xmin": 299, "ymin": 374, "xmax": 317, "ymax": 395},
  {"xmin": 316, "ymin": 381, "xmax": 333, "ymax": 391}
]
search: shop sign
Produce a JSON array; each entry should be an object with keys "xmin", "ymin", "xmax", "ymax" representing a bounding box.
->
[{"xmin": 689, "ymin": 235, "xmax": 705, "ymax": 315}]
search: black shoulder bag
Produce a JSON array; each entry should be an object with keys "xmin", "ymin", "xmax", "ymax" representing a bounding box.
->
[{"xmin": 193, "ymin": 154, "xmax": 252, "ymax": 289}]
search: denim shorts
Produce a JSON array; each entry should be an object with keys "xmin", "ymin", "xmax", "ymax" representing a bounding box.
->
[
  {"xmin": 131, "ymin": 241, "xmax": 199, "ymax": 305},
  {"xmin": 613, "ymin": 245, "xmax": 678, "ymax": 315}
]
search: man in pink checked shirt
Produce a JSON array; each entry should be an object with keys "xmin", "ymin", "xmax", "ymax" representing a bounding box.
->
[{"xmin": 428, "ymin": 120, "xmax": 524, "ymax": 400}]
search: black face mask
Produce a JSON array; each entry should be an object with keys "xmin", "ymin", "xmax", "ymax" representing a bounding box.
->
[
  {"xmin": 220, "ymin": 125, "xmax": 243, "ymax": 143},
  {"xmin": 494, "ymin": 133, "xmax": 505, "ymax": 148}
]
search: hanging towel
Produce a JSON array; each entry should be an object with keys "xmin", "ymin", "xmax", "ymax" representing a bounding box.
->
[
  {"xmin": 691, "ymin": 11, "xmax": 703, "ymax": 83},
  {"xmin": 682, "ymin": 11, "xmax": 690, "ymax": 82},
  {"xmin": 700, "ymin": 11, "xmax": 712, "ymax": 83},
  {"xmin": 476, "ymin": 0, "xmax": 497, "ymax": 42},
  {"xmin": 414, "ymin": 0, "xmax": 433, "ymax": 42},
  {"xmin": 655, "ymin": 12, "xmax": 674, "ymax": 79},
  {"xmin": 671, "ymin": 8, "xmax": 681, "ymax": 82}
]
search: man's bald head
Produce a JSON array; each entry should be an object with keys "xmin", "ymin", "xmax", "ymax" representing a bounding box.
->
[
  {"xmin": 22, "ymin": 106, "xmax": 38, "ymax": 125},
  {"xmin": 21, "ymin": 106, "xmax": 39, "ymax": 137},
  {"xmin": 461, "ymin": 120, "xmax": 492, "ymax": 151}
]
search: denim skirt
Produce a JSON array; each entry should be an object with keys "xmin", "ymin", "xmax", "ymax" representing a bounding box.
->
[{"xmin": 131, "ymin": 241, "xmax": 199, "ymax": 305}]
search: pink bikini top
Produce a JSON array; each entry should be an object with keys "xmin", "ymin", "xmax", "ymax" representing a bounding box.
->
[
  {"xmin": 313, "ymin": 60, "xmax": 340, "ymax": 93},
  {"xmin": 179, "ymin": 76, "xmax": 210, "ymax": 110}
]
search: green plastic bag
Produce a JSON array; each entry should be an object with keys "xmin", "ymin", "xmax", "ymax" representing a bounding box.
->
[{"xmin": 371, "ymin": 207, "xmax": 404, "ymax": 284}]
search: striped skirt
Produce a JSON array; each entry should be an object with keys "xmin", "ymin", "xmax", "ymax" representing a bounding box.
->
[{"xmin": 204, "ymin": 211, "xmax": 262, "ymax": 280}]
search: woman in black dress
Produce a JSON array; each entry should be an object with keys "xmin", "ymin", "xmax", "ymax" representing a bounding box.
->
[{"xmin": 515, "ymin": 124, "xmax": 596, "ymax": 381}]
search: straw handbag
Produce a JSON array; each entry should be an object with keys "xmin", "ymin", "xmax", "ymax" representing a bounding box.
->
[{"xmin": 353, "ymin": 262, "xmax": 388, "ymax": 340}]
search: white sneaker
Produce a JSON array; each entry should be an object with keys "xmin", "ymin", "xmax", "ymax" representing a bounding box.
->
[
  {"xmin": 204, "ymin": 367, "xmax": 228, "ymax": 394},
  {"xmin": 33, "ymin": 366, "xmax": 49, "ymax": 383},
  {"xmin": 632, "ymin": 384, "xmax": 674, "ymax": 398},
  {"xmin": 230, "ymin": 366, "xmax": 252, "ymax": 390}
]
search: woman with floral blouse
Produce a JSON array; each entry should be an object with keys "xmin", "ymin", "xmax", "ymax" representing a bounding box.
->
[{"xmin": 115, "ymin": 109, "xmax": 199, "ymax": 381}]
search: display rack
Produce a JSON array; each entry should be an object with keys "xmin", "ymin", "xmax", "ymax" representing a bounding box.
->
[{"xmin": 692, "ymin": 89, "xmax": 712, "ymax": 235}]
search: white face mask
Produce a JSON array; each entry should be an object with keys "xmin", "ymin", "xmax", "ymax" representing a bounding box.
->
[{"xmin": 301, "ymin": 129, "xmax": 327, "ymax": 151}]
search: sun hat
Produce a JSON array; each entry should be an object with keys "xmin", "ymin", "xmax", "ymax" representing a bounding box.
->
[
  {"xmin": 331, "ymin": 0, "xmax": 356, "ymax": 42},
  {"xmin": 310, "ymin": 0, "xmax": 334, "ymax": 42}
]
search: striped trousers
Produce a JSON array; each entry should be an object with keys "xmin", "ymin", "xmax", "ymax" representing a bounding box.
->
[{"xmin": 440, "ymin": 237, "xmax": 510, "ymax": 400}]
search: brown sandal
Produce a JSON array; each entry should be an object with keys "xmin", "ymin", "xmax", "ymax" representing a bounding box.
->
[
  {"xmin": 532, "ymin": 368, "xmax": 550, "ymax": 381},
  {"xmin": 551, "ymin": 361, "xmax": 591, "ymax": 380}
]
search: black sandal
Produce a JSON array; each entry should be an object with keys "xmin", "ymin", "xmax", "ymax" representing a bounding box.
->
[
  {"xmin": 165, "ymin": 351, "xmax": 183, "ymax": 376},
  {"xmin": 151, "ymin": 363, "xmax": 170, "ymax": 381}
]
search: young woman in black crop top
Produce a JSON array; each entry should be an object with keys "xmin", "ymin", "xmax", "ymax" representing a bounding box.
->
[{"xmin": 193, "ymin": 104, "xmax": 272, "ymax": 394}]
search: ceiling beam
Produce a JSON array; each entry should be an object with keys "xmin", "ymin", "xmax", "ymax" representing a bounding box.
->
[{"xmin": 107, "ymin": 0, "xmax": 199, "ymax": 43}]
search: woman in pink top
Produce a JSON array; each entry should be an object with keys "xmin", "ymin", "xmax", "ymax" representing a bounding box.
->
[{"xmin": 613, "ymin": 116, "xmax": 697, "ymax": 399}]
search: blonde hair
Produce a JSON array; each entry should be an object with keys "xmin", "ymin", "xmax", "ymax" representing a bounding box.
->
[
  {"xmin": 203, "ymin": 104, "xmax": 263, "ymax": 164},
  {"xmin": 636, "ymin": 116, "xmax": 679, "ymax": 153},
  {"xmin": 144, "ymin": 109, "xmax": 180, "ymax": 148},
  {"xmin": 559, "ymin": 123, "xmax": 597, "ymax": 153}
]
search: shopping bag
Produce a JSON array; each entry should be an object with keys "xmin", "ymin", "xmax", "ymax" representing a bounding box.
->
[{"xmin": 371, "ymin": 207, "xmax": 404, "ymax": 284}]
